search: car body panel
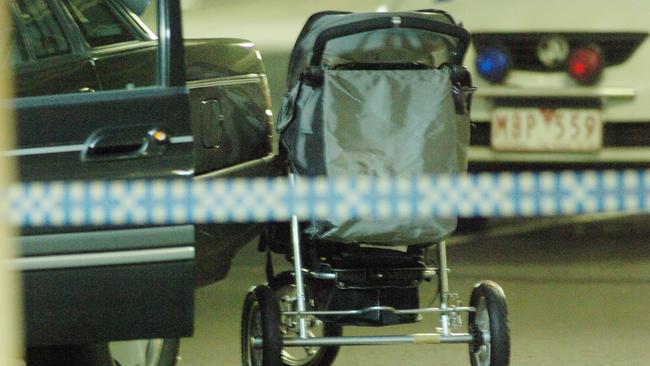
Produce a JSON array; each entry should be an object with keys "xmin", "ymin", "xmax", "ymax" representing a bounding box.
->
[
  {"xmin": 7, "ymin": 0, "xmax": 280, "ymax": 346},
  {"xmin": 189, "ymin": 73, "xmax": 273, "ymax": 174},
  {"xmin": 22, "ymin": 259, "xmax": 194, "ymax": 345},
  {"xmin": 183, "ymin": 38, "xmax": 275, "ymax": 175},
  {"xmin": 13, "ymin": 87, "xmax": 193, "ymax": 182},
  {"xmin": 17, "ymin": 226, "xmax": 195, "ymax": 345}
]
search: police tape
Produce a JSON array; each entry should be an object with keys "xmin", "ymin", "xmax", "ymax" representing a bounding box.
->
[{"xmin": 4, "ymin": 169, "xmax": 650, "ymax": 227}]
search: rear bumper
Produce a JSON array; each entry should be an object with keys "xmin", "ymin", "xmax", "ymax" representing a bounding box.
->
[
  {"xmin": 468, "ymin": 118, "xmax": 650, "ymax": 167},
  {"xmin": 469, "ymin": 146, "xmax": 650, "ymax": 165}
]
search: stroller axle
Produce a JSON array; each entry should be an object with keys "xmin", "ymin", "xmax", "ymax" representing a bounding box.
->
[
  {"xmin": 252, "ymin": 333, "xmax": 475, "ymax": 348},
  {"xmin": 281, "ymin": 305, "xmax": 476, "ymax": 316}
]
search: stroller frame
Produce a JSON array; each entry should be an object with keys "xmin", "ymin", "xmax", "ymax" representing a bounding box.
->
[
  {"xmin": 255, "ymin": 176, "xmax": 478, "ymax": 349},
  {"xmin": 243, "ymin": 176, "xmax": 509, "ymax": 366},
  {"xmin": 242, "ymin": 11, "xmax": 510, "ymax": 366}
]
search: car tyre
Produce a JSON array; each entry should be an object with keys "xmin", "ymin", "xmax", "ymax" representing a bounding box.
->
[{"xmin": 110, "ymin": 338, "xmax": 180, "ymax": 366}]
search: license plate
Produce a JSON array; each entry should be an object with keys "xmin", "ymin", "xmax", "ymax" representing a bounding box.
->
[{"xmin": 491, "ymin": 108, "xmax": 602, "ymax": 152}]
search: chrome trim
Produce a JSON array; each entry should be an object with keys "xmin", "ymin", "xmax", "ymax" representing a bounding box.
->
[
  {"xmin": 469, "ymin": 146, "xmax": 650, "ymax": 163},
  {"xmin": 308, "ymin": 271, "xmax": 337, "ymax": 280},
  {"xmin": 194, "ymin": 153, "xmax": 276, "ymax": 179},
  {"xmin": 0, "ymin": 144, "xmax": 86, "ymax": 157},
  {"xmin": 475, "ymin": 87, "xmax": 636, "ymax": 99},
  {"xmin": 18, "ymin": 225, "xmax": 195, "ymax": 257},
  {"xmin": 2, "ymin": 135, "xmax": 194, "ymax": 157},
  {"xmin": 158, "ymin": 0, "xmax": 171, "ymax": 87},
  {"xmin": 11, "ymin": 247, "xmax": 195, "ymax": 271},
  {"xmin": 187, "ymin": 74, "xmax": 263, "ymax": 90},
  {"xmin": 169, "ymin": 135, "xmax": 194, "ymax": 144},
  {"xmin": 11, "ymin": 86, "xmax": 189, "ymax": 109}
]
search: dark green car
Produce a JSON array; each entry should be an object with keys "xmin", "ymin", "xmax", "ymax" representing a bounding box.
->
[{"xmin": 7, "ymin": 0, "xmax": 279, "ymax": 364}]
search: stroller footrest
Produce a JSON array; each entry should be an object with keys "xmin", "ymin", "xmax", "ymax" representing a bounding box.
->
[
  {"xmin": 321, "ymin": 285, "xmax": 421, "ymax": 326},
  {"xmin": 334, "ymin": 268, "xmax": 426, "ymax": 289}
]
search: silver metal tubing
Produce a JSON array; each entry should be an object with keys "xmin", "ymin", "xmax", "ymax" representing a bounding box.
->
[
  {"xmin": 282, "ymin": 306, "xmax": 476, "ymax": 317},
  {"xmin": 395, "ymin": 306, "xmax": 476, "ymax": 315},
  {"xmin": 306, "ymin": 268, "xmax": 436, "ymax": 281},
  {"xmin": 252, "ymin": 334, "xmax": 474, "ymax": 348},
  {"xmin": 438, "ymin": 240, "xmax": 450, "ymax": 335},
  {"xmin": 289, "ymin": 173, "xmax": 308, "ymax": 338},
  {"xmin": 283, "ymin": 306, "xmax": 395, "ymax": 317},
  {"xmin": 423, "ymin": 268, "xmax": 437, "ymax": 278},
  {"xmin": 307, "ymin": 271, "xmax": 336, "ymax": 280}
]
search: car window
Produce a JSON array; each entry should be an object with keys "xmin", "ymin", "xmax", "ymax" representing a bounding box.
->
[
  {"xmin": 9, "ymin": 25, "xmax": 29, "ymax": 64},
  {"xmin": 14, "ymin": 0, "xmax": 71, "ymax": 59},
  {"xmin": 10, "ymin": 0, "xmax": 161, "ymax": 97},
  {"xmin": 64, "ymin": 0, "xmax": 137, "ymax": 47}
]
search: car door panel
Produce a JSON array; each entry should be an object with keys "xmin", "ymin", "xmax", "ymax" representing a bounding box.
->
[
  {"xmin": 14, "ymin": 90, "xmax": 196, "ymax": 345},
  {"xmin": 92, "ymin": 43, "xmax": 158, "ymax": 90},
  {"xmin": 13, "ymin": 87, "xmax": 193, "ymax": 181},
  {"xmin": 13, "ymin": 57, "xmax": 100, "ymax": 97},
  {"xmin": 19, "ymin": 225, "xmax": 195, "ymax": 345},
  {"xmin": 9, "ymin": 0, "xmax": 196, "ymax": 346}
]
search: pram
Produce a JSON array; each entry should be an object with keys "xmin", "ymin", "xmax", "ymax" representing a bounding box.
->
[{"xmin": 241, "ymin": 10, "xmax": 510, "ymax": 366}]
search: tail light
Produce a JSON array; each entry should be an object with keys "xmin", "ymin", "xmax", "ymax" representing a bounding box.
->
[
  {"xmin": 567, "ymin": 46, "xmax": 603, "ymax": 84},
  {"xmin": 475, "ymin": 47, "xmax": 510, "ymax": 83}
]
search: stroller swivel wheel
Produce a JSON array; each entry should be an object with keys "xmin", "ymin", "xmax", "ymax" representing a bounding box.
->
[
  {"xmin": 270, "ymin": 272, "xmax": 342, "ymax": 366},
  {"xmin": 242, "ymin": 285, "xmax": 283, "ymax": 366},
  {"xmin": 468, "ymin": 281, "xmax": 510, "ymax": 366}
]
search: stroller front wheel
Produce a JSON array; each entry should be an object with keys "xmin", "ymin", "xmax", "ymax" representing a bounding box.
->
[
  {"xmin": 270, "ymin": 271, "xmax": 342, "ymax": 366},
  {"xmin": 468, "ymin": 281, "xmax": 510, "ymax": 366},
  {"xmin": 242, "ymin": 285, "xmax": 283, "ymax": 366}
]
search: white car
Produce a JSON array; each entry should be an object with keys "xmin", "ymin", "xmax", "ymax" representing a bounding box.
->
[
  {"xmin": 184, "ymin": 0, "xmax": 650, "ymax": 170},
  {"xmin": 425, "ymin": 0, "xmax": 650, "ymax": 170}
]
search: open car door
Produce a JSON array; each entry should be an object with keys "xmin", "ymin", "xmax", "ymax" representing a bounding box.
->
[{"xmin": 8, "ymin": 0, "xmax": 195, "ymax": 353}]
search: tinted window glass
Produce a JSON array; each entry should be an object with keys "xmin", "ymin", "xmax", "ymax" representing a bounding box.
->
[
  {"xmin": 15, "ymin": 0, "xmax": 71, "ymax": 59},
  {"xmin": 10, "ymin": 0, "xmax": 159, "ymax": 97},
  {"xmin": 65, "ymin": 0, "xmax": 137, "ymax": 47},
  {"xmin": 10, "ymin": 26, "xmax": 29, "ymax": 64}
]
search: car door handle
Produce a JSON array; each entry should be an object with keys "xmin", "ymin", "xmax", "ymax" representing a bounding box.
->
[{"xmin": 82, "ymin": 127, "xmax": 170, "ymax": 161}]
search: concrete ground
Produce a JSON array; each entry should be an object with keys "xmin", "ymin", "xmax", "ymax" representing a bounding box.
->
[{"xmin": 178, "ymin": 214, "xmax": 650, "ymax": 365}]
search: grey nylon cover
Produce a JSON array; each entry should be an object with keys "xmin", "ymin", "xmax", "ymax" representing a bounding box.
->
[
  {"xmin": 286, "ymin": 12, "xmax": 459, "ymax": 86},
  {"xmin": 278, "ymin": 12, "xmax": 470, "ymax": 246}
]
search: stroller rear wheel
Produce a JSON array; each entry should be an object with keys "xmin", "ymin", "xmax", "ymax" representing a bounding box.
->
[
  {"xmin": 242, "ymin": 285, "xmax": 283, "ymax": 366},
  {"xmin": 270, "ymin": 272, "xmax": 342, "ymax": 366},
  {"xmin": 468, "ymin": 281, "xmax": 510, "ymax": 366}
]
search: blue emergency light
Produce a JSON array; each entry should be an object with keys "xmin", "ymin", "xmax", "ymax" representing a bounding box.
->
[{"xmin": 475, "ymin": 47, "xmax": 510, "ymax": 83}]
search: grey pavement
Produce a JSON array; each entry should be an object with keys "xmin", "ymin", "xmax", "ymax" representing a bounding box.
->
[{"xmin": 179, "ymin": 214, "xmax": 650, "ymax": 365}]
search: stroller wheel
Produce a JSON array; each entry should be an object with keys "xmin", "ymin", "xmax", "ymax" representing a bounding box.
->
[
  {"xmin": 270, "ymin": 271, "xmax": 342, "ymax": 366},
  {"xmin": 468, "ymin": 281, "xmax": 510, "ymax": 366},
  {"xmin": 242, "ymin": 285, "xmax": 283, "ymax": 366}
]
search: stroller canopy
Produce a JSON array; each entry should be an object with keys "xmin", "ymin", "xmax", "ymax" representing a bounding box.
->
[{"xmin": 286, "ymin": 10, "xmax": 467, "ymax": 88}]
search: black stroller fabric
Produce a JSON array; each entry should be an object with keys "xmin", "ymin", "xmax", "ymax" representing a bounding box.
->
[{"xmin": 277, "ymin": 11, "xmax": 473, "ymax": 246}]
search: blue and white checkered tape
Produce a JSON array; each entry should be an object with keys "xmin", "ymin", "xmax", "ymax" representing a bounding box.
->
[{"xmin": 4, "ymin": 169, "xmax": 650, "ymax": 227}]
